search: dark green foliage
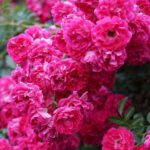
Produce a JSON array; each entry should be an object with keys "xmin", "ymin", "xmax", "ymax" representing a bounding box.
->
[
  {"xmin": 114, "ymin": 63, "xmax": 150, "ymax": 114},
  {"xmin": 109, "ymin": 98, "xmax": 150, "ymax": 145}
]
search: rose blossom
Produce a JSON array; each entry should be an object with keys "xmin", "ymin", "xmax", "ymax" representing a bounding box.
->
[
  {"xmin": 0, "ymin": 76, "xmax": 14, "ymax": 107},
  {"xmin": 102, "ymin": 127, "xmax": 135, "ymax": 150},
  {"xmin": 126, "ymin": 14, "xmax": 150, "ymax": 65},
  {"xmin": 136, "ymin": 0, "xmax": 150, "ymax": 16},
  {"xmin": 29, "ymin": 62, "xmax": 52, "ymax": 93},
  {"xmin": 0, "ymin": 104, "xmax": 17, "ymax": 128},
  {"xmin": 0, "ymin": 139, "xmax": 13, "ymax": 150},
  {"xmin": 53, "ymin": 106, "xmax": 83, "ymax": 134},
  {"xmin": 7, "ymin": 34, "xmax": 32, "ymax": 65},
  {"xmin": 58, "ymin": 92, "xmax": 93, "ymax": 111},
  {"xmin": 69, "ymin": 0, "xmax": 98, "ymax": 22},
  {"xmin": 58, "ymin": 135, "xmax": 80, "ymax": 150},
  {"xmin": 50, "ymin": 58, "xmax": 90, "ymax": 92},
  {"xmin": 70, "ymin": 0, "xmax": 98, "ymax": 8},
  {"xmin": 11, "ymin": 82, "xmax": 44, "ymax": 114},
  {"xmin": 92, "ymin": 17, "xmax": 132, "ymax": 50},
  {"xmin": 62, "ymin": 16, "xmax": 94, "ymax": 59},
  {"xmin": 26, "ymin": 0, "xmax": 58, "ymax": 23},
  {"xmin": 11, "ymin": 66, "xmax": 29, "ymax": 83},
  {"xmin": 0, "ymin": 0, "xmax": 3, "ymax": 4},
  {"xmin": 7, "ymin": 117, "xmax": 35, "ymax": 145},
  {"xmin": 28, "ymin": 39, "xmax": 62, "ymax": 63},
  {"xmin": 134, "ymin": 145, "xmax": 146, "ymax": 150},
  {"xmin": 95, "ymin": 0, "xmax": 136, "ymax": 21},
  {"xmin": 29, "ymin": 108, "xmax": 52, "ymax": 134},
  {"xmin": 52, "ymin": 1, "xmax": 77, "ymax": 25},
  {"xmin": 52, "ymin": 30, "xmax": 68, "ymax": 53},
  {"xmin": 144, "ymin": 131, "xmax": 150, "ymax": 149},
  {"xmin": 0, "ymin": 77, "xmax": 15, "ymax": 128},
  {"xmin": 25, "ymin": 25, "xmax": 50, "ymax": 40},
  {"xmin": 98, "ymin": 49, "xmax": 127, "ymax": 72}
]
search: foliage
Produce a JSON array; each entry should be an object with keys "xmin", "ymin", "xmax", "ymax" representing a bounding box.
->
[
  {"xmin": 0, "ymin": 0, "xmax": 38, "ymax": 77},
  {"xmin": 114, "ymin": 63, "xmax": 150, "ymax": 113},
  {"xmin": 109, "ymin": 98, "xmax": 150, "ymax": 145}
]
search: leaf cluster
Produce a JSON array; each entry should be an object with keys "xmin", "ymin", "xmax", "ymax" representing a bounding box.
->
[
  {"xmin": 0, "ymin": 0, "xmax": 38, "ymax": 53},
  {"xmin": 109, "ymin": 98, "xmax": 150, "ymax": 145}
]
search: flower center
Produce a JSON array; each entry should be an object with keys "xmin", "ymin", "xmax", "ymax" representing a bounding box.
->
[{"xmin": 107, "ymin": 30, "xmax": 116, "ymax": 37}]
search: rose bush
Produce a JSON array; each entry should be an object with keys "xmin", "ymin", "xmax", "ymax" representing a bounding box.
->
[{"xmin": 0, "ymin": 0, "xmax": 150, "ymax": 150}]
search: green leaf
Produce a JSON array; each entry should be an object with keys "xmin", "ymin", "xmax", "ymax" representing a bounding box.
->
[
  {"xmin": 132, "ymin": 117, "xmax": 144, "ymax": 127},
  {"xmin": 0, "ymin": 129, "xmax": 7, "ymax": 138},
  {"xmin": 118, "ymin": 97, "xmax": 128, "ymax": 116},
  {"xmin": 133, "ymin": 132, "xmax": 141, "ymax": 145},
  {"xmin": 109, "ymin": 116, "xmax": 124, "ymax": 125},
  {"xmin": 124, "ymin": 107, "xmax": 135, "ymax": 120},
  {"xmin": 147, "ymin": 125, "xmax": 150, "ymax": 132},
  {"xmin": 133, "ymin": 114, "xmax": 145, "ymax": 123},
  {"xmin": 147, "ymin": 112, "xmax": 150, "ymax": 123}
]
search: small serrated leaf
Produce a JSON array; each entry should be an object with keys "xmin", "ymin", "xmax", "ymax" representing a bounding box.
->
[
  {"xmin": 147, "ymin": 125, "xmax": 150, "ymax": 132},
  {"xmin": 109, "ymin": 116, "xmax": 124, "ymax": 125},
  {"xmin": 147, "ymin": 112, "xmax": 150, "ymax": 123},
  {"xmin": 133, "ymin": 131, "xmax": 141, "ymax": 145},
  {"xmin": 132, "ymin": 117, "xmax": 143, "ymax": 127},
  {"xmin": 124, "ymin": 107, "xmax": 135, "ymax": 120},
  {"xmin": 118, "ymin": 97, "xmax": 128, "ymax": 116}
]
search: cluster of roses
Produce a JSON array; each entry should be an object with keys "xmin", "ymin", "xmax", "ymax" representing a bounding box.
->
[{"xmin": 0, "ymin": 0, "xmax": 150, "ymax": 149}]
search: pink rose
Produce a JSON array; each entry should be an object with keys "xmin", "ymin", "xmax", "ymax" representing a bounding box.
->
[
  {"xmin": 0, "ymin": 139, "xmax": 13, "ymax": 150},
  {"xmin": 0, "ymin": 0, "xmax": 3, "ymax": 4},
  {"xmin": 52, "ymin": 30, "xmax": 68, "ymax": 53},
  {"xmin": 29, "ymin": 62, "xmax": 52, "ymax": 93},
  {"xmin": 144, "ymin": 131, "xmax": 150, "ymax": 149},
  {"xmin": 50, "ymin": 58, "xmax": 90, "ymax": 92},
  {"xmin": 58, "ymin": 135, "xmax": 80, "ymax": 150},
  {"xmin": 0, "ymin": 77, "xmax": 15, "ymax": 128},
  {"xmin": 7, "ymin": 34, "xmax": 32, "ymax": 65},
  {"xmin": 126, "ymin": 14, "xmax": 150, "ymax": 65},
  {"xmin": 102, "ymin": 127, "xmax": 135, "ymax": 150},
  {"xmin": 26, "ymin": 0, "xmax": 58, "ymax": 23},
  {"xmin": 11, "ymin": 66, "xmax": 29, "ymax": 83},
  {"xmin": 0, "ymin": 104, "xmax": 16, "ymax": 128},
  {"xmin": 58, "ymin": 92, "xmax": 93, "ymax": 111},
  {"xmin": 52, "ymin": 1, "xmax": 77, "ymax": 25},
  {"xmin": 134, "ymin": 145, "xmax": 146, "ymax": 150},
  {"xmin": 0, "ymin": 76, "xmax": 14, "ymax": 107},
  {"xmin": 95, "ymin": 0, "xmax": 135, "ymax": 21},
  {"xmin": 53, "ymin": 106, "xmax": 83, "ymax": 134},
  {"xmin": 28, "ymin": 39, "xmax": 62, "ymax": 63},
  {"xmin": 98, "ymin": 49, "xmax": 127, "ymax": 72},
  {"xmin": 25, "ymin": 25, "xmax": 50, "ymax": 40},
  {"xmin": 92, "ymin": 17, "xmax": 132, "ymax": 50},
  {"xmin": 29, "ymin": 108, "xmax": 52, "ymax": 134},
  {"xmin": 136, "ymin": 0, "xmax": 150, "ymax": 16},
  {"xmin": 70, "ymin": 0, "xmax": 98, "ymax": 22},
  {"xmin": 11, "ymin": 82, "xmax": 44, "ymax": 114},
  {"xmin": 62, "ymin": 16, "xmax": 94, "ymax": 59},
  {"xmin": 7, "ymin": 117, "xmax": 35, "ymax": 145}
]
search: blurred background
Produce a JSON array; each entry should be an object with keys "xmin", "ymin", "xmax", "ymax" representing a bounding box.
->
[{"xmin": 0, "ymin": 0, "xmax": 37, "ymax": 76}]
